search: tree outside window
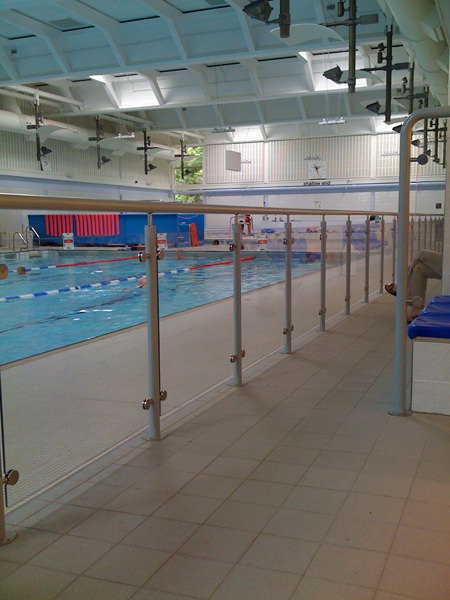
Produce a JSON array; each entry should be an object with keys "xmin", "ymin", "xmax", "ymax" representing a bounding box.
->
[{"xmin": 174, "ymin": 146, "xmax": 203, "ymax": 204}]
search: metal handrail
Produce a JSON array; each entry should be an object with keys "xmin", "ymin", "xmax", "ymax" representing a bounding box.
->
[
  {"xmin": 12, "ymin": 232, "xmax": 27, "ymax": 251},
  {"xmin": 25, "ymin": 226, "xmax": 40, "ymax": 248},
  {"xmin": 0, "ymin": 194, "xmax": 439, "ymax": 219},
  {"xmin": 393, "ymin": 105, "xmax": 450, "ymax": 417}
]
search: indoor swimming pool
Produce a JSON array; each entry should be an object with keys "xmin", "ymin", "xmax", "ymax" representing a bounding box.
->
[{"xmin": 0, "ymin": 249, "xmax": 323, "ymax": 365}]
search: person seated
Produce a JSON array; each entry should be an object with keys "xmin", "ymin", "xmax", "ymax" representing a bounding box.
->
[{"xmin": 385, "ymin": 249, "xmax": 443, "ymax": 321}]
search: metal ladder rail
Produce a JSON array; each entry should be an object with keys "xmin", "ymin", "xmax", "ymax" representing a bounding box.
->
[
  {"xmin": 12, "ymin": 232, "xmax": 28, "ymax": 251},
  {"xmin": 25, "ymin": 226, "xmax": 40, "ymax": 248}
]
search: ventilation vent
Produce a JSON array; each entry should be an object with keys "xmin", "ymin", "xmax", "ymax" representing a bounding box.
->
[
  {"xmin": 48, "ymin": 18, "xmax": 87, "ymax": 30},
  {"xmin": 204, "ymin": 0, "xmax": 228, "ymax": 5}
]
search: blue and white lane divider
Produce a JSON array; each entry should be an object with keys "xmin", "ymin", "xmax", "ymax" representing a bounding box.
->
[
  {"xmin": 1, "ymin": 258, "xmax": 253, "ymax": 302},
  {"xmin": 0, "ymin": 267, "xmax": 193, "ymax": 302},
  {"xmin": 0, "ymin": 276, "xmax": 140, "ymax": 302}
]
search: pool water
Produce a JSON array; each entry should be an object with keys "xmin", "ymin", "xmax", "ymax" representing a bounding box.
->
[{"xmin": 0, "ymin": 250, "xmax": 321, "ymax": 365}]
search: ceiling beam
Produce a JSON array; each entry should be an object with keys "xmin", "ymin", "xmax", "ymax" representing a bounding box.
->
[
  {"xmin": 141, "ymin": 70, "xmax": 165, "ymax": 105},
  {"xmin": 7, "ymin": 84, "xmax": 83, "ymax": 107},
  {"xmin": 90, "ymin": 75, "xmax": 121, "ymax": 108},
  {"xmin": 343, "ymin": 92, "xmax": 352, "ymax": 116},
  {"xmin": 139, "ymin": 0, "xmax": 187, "ymax": 60},
  {"xmin": 0, "ymin": 10, "xmax": 70, "ymax": 74},
  {"xmin": 254, "ymin": 101, "xmax": 266, "ymax": 132},
  {"xmin": 297, "ymin": 97, "xmax": 307, "ymax": 120},
  {"xmin": 297, "ymin": 52, "xmax": 315, "ymax": 92},
  {"xmin": 175, "ymin": 108, "xmax": 187, "ymax": 128},
  {"xmin": 0, "ymin": 46, "xmax": 18, "ymax": 79},
  {"xmin": 189, "ymin": 65, "xmax": 212, "ymax": 101},
  {"xmin": 241, "ymin": 58, "xmax": 264, "ymax": 97},
  {"xmin": 226, "ymin": 0, "xmax": 256, "ymax": 52},
  {"xmin": 60, "ymin": 0, "xmax": 127, "ymax": 67}
]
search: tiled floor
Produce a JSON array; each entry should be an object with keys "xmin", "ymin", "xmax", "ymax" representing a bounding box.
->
[{"xmin": 2, "ymin": 294, "xmax": 450, "ymax": 599}]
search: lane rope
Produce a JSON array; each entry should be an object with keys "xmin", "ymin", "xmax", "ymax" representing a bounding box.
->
[
  {"xmin": 0, "ymin": 257, "xmax": 255, "ymax": 302},
  {"xmin": 20, "ymin": 255, "xmax": 138, "ymax": 272}
]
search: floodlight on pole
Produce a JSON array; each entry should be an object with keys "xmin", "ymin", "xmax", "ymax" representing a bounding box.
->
[
  {"xmin": 322, "ymin": 65, "xmax": 343, "ymax": 83},
  {"xmin": 366, "ymin": 101, "xmax": 382, "ymax": 114},
  {"xmin": 243, "ymin": 0, "xmax": 273, "ymax": 22}
]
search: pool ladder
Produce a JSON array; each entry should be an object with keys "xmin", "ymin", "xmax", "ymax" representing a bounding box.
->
[{"xmin": 12, "ymin": 227, "xmax": 40, "ymax": 251}]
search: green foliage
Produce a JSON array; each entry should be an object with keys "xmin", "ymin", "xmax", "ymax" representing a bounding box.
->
[{"xmin": 175, "ymin": 146, "xmax": 203, "ymax": 204}]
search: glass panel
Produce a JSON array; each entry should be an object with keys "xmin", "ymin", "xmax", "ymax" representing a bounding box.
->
[
  {"xmin": 0, "ymin": 208, "xmax": 399, "ymax": 511},
  {"xmin": 241, "ymin": 216, "xmax": 287, "ymax": 375}
]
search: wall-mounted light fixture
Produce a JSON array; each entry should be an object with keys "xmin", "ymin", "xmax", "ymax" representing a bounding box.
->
[
  {"xmin": 243, "ymin": 0, "xmax": 273, "ymax": 22},
  {"xmin": 88, "ymin": 115, "xmax": 110, "ymax": 169},
  {"xmin": 366, "ymin": 101, "xmax": 382, "ymax": 115},
  {"xmin": 26, "ymin": 97, "xmax": 50, "ymax": 171},
  {"xmin": 321, "ymin": 0, "xmax": 378, "ymax": 93},
  {"xmin": 137, "ymin": 128, "xmax": 160, "ymax": 175},
  {"xmin": 322, "ymin": 66, "xmax": 344, "ymax": 84}
]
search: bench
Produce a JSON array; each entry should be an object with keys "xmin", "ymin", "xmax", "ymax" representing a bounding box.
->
[{"xmin": 408, "ymin": 296, "xmax": 450, "ymax": 415}]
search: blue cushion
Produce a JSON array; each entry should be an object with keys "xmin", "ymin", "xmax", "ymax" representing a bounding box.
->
[{"xmin": 408, "ymin": 296, "xmax": 450, "ymax": 340}]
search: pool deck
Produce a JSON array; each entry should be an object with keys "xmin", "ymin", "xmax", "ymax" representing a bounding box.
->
[{"xmin": 2, "ymin": 292, "xmax": 450, "ymax": 600}]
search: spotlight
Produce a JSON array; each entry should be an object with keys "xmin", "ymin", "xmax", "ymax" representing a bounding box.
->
[
  {"xmin": 411, "ymin": 139, "xmax": 421, "ymax": 147},
  {"xmin": 243, "ymin": 0, "xmax": 273, "ymax": 22},
  {"xmin": 322, "ymin": 65, "xmax": 343, "ymax": 83},
  {"xmin": 392, "ymin": 124, "xmax": 403, "ymax": 133},
  {"xmin": 366, "ymin": 101, "xmax": 381, "ymax": 114},
  {"xmin": 147, "ymin": 163, "xmax": 157, "ymax": 171},
  {"xmin": 416, "ymin": 154, "xmax": 428, "ymax": 165},
  {"xmin": 100, "ymin": 155, "xmax": 111, "ymax": 165},
  {"xmin": 41, "ymin": 146, "xmax": 52, "ymax": 156}
]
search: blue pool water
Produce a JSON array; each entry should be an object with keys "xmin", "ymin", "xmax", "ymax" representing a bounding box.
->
[{"xmin": 0, "ymin": 250, "xmax": 322, "ymax": 365}]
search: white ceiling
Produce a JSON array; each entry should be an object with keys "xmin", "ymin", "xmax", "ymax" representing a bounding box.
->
[{"xmin": 0, "ymin": 0, "xmax": 448, "ymax": 146}]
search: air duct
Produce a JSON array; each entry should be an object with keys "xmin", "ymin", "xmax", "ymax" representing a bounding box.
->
[
  {"xmin": 378, "ymin": 0, "xmax": 448, "ymax": 105},
  {"xmin": 0, "ymin": 108, "xmax": 176, "ymax": 159}
]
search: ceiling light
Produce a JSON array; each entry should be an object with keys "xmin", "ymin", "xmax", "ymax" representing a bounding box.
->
[
  {"xmin": 318, "ymin": 117, "xmax": 346, "ymax": 125},
  {"xmin": 322, "ymin": 65, "xmax": 343, "ymax": 83},
  {"xmin": 366, "ymin": 101, "xmax": 381, "ymax": 114},
  {"xmin": 243, "ymin": 0, "xmax": 273, "ymax": 22}
]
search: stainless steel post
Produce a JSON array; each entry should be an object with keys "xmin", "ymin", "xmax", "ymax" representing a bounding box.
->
[
  {"xmin": 392, "ymin": 218, "xmax": 396, "ymax": 284},
  {"xmin": 363, "ymin": 216, "xmax": 370, "ymax": 303},
  {"xmin": 409, "ymin": 218, "xmax": 415, "ymax": 261},
  {"xmin": 424, "ymin": 216, "xmax": 428, "ymax": 249},
  {"xmin": 144, "ymin": 218, "xmax": 161, "ymax": 440},
  {"xmin": 430, "ymin": 216, "xmax": 434, "ymax": 250},
  {"xmin": 0, "ymin": 486, "xmax": 15, "ymax": 546},
  {"xmin": 232, "ymin": 218, "xmax": 243, "ymax": 386},
  {"xmin": 433, "ymin": 217, "xmax": 437, "ymax": 251},
  {"xmin": 417, "ymin": 217, "xmax": 422, "ymax": 253},
  {"xmin": 319, "ymin": 216, "xmax": 327, "ymax": 331},
  {"xmin": 393, "ymin": 107, "xmax": 450, "ymax": 417},
  {"xmin": 379, "ymin": 217, "xmax": 385, "ymax": 294},
  {"xmin": 283, "ymin": 218, "xmax": 293, "ymax": 354},
  {"xmin": 345, "ymin": 216, "xmax": 352, "ymax": 315}
]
